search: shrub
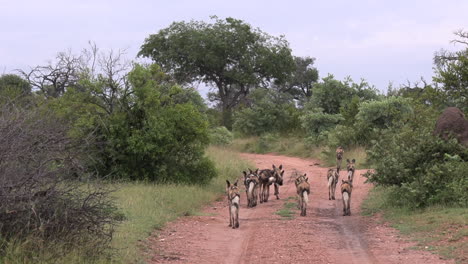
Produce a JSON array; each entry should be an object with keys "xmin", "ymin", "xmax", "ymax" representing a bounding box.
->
[
  {"xmin": 209, "ymin": 126, "xmax": 233, "ymax": 145},
  {"xmin": 300, "ymin": 108, "xmax": 343, "ymax": 144},
  {"xmin": 365, "ymin": 115, "xmax": 468, "ymax": 207},
  {"xmin": 233, "ymin": 88, "xmax": 300, "ymax": 136},
  {"xmin": 0, "ymin": 104, "xmax": 117, "ymax": 259}
]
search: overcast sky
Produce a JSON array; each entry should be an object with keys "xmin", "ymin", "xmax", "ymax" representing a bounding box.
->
[{"xmin": 1, "ymin": 0, "xmax": 467, "ymax": 95}]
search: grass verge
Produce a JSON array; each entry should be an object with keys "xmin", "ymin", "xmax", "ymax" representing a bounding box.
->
[{"xmin": 362, "ymin": 186, "xmax": 468, "ymax": 264}]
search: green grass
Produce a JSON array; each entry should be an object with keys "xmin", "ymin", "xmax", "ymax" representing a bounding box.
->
[
  {"xmin": 275, "ymin": 197, "xmax": 297, "ymax": 219},
  {"xmin": 362, "ymin": 186, "xmax": 468, "ymax": 264}
]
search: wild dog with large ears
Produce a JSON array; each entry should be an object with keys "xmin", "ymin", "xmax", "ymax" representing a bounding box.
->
[
  {"xmin": 243, "ymin": 169, "xmax": 259, "ymax": 208},
  {"xmin": 327, "ymin": 168, "xmax": 339, "ymax": 200},
  {"xmin": 341, "ymin": 179, "xmax": 352, "ymax": 216},
  {"xmin": 346, "ymin": 159, "xmax": 356, "ymax": 183},
  {"xmin": 272, "ymin": 164, "xmax": 284, "ymax": 200},
  {"xmin": 296, "ymin": 173, "xmax": 310, "ymax": 216},
  {"xmin": 226, "ymin": 180, "xmax": 240, "ymax": 228}
]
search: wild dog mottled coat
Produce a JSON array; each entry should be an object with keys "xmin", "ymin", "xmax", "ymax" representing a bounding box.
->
[
  {"xmin": 336, "ymin": 146, "xmax": 344, "ymax": 173},
  {"xmin": 327, "ymin": 168, "xmax": 339, "ymax": 200},
  {"xmin": 258, "ymin": 164, "xmax": 284, "ymax": 203},
  {"xmin": 243, "ymin": 169, "xmax": 259, "ymax": 208},
  {"xmin": 295, "ymin": 173, "xmax": 310, "ymax": 216},
  {"xmin": 346, "ymin": 159, "xmax": 356, "ymax": 183},
  {"xmin": 226, "ymin": 180, "xmax": 240, "ymax": 229},
  {"xmin": 341, "ymin": 179, "xmax": 352, "ymax": 216}
]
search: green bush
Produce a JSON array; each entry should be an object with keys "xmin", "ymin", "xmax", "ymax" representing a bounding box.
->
[
  {"xmin": 233, "ymin": 88, "xmax": 300, "ymax": 136},
  {"xmin": 300, "ymin": 108, "xmax": 343, "ymax": 144},
  {"xmin": 365, "ymin": 118, "xmax": 468, "ymax": 208},
  {"xmin": 209, "ymin": 126, "xmax": 233, "ymax": 145}
]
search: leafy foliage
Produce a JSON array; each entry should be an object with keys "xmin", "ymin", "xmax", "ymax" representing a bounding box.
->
[
  {"xmin": 433, "ymin": 30, "xmax": 468, "ymax": 112},
  {"xmin": 233, "ymin": 88, "xmax": 300, "ymax": 136},
  {"xmin": 208, "ymin": 126, "xmax": 233, "ymax": 146},
  {"xmin": 100, "ymin": 64, "xmax": 216, "ymax": 183},
  {"xmin": 300, "ymin": 108, "xmax": 344, "ymax": 144},
  {"xmin": 365, "ymin": 111, "xmax": 468, "ymax": 207},
  {"xmin": 138, "ymin": 16, "xmax": 295, "ymax": 128}
]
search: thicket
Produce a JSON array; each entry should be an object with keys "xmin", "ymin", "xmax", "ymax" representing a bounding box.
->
[
  {"xmin": 0, "ymin": 103, "xmax": 118, "ymax": 260},
  {"xmin": 365, "ymin": 103, "xmax": 468, "ymax": 208}
]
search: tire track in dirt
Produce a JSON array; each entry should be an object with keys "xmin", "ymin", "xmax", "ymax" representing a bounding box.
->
[{"xmin": 147, "ymin": 153, "xmax": 453, "ymax": 264}]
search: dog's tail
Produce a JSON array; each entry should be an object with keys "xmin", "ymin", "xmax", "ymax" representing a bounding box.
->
[
  {"xmin": 343, "ymin": 191, "xmax": 349, "ymax": 211},
  {"xmin": 230, "ymin": 196, "xmax": 240, "ymax": 214},
  {"xmin": 302, "ymin": 190, "xmax": 308, "ymax": 207},
  {"xmin": 247, "ymin": 181, "xmax": 255, "ymax": 202}
]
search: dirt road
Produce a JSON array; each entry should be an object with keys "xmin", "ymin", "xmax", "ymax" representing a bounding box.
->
[{"xmin": 147, "ymin": 153, "xmax": 452, "ymax": 264}]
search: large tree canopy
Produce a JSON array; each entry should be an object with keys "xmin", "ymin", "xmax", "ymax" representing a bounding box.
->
[
  {"xmin": 433, "ymin": 30, "xmax": 468, "ymax": 112},
  {"xmin": 138, "ymin": 16, "xmax": 295, "ymax": 128}
]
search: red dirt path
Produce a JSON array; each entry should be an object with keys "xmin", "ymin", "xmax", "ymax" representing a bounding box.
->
[{"xmin": 146, "ymin": 153, "xmax": 453, "ymax": 264}]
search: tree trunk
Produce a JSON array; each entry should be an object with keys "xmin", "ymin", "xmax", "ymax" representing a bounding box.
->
[{"xmin": 222, "ymin": 105, "xmax": 233, "ymax": 130}]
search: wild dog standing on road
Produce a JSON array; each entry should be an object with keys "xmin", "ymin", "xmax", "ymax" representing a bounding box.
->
[
  {"xmin": 346, "ymin": 159, "xmax": 356, "ymax": 183},
  {"xmin": 295, "ymin": 173, "xmax": 310, "ymax": 216},
  {"xmin": 272, "ymin": 164, "xmax": 284, "ymax": 200},
  {"xmin": 226, "ymin": 180, "xmax": 240, "ymax": 229},
  {"xmin": 336, "ymin": 146, "xmax": 344, "ymax": 173},
  {"xmin": 327, "ymin": 168, "xmax": 339, "ymax": 200},
  {"xmin": 258, "ymin": 164, "xmax": 284, "ymax": 203},
  {"xmin": 341, "ymin": 179, "xmax": 352, "ymax": 216},
  {"xmin": 243, "ymin": 169, "xmax": 259, "ymax": 208}
]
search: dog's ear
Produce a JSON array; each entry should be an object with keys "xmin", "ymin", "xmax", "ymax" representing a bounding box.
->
[
  {"xmin": 243, "ymin": 171, "xmax": 247, "ymax": 177},
  {"xmin": 249, "ymin": 168, "xmax": 253, "ymax": 173},
  {"xmin": 346, "ymin": 159, "xmax": 350, "ymax": 163},
  {"xmin": 279, "ymin": 164, "xmax": 283, "ymax": 170},
  {"xmin": 352, "ymin": 159, "xmax": 356, "ymax": 163},
  {"xmin": 281, "ymin": 170, "xmax": 285, "ymax": 176},
  {"xmin": 255, "ymin": 168, "xmax": 259, "ymax": 174},
  {"xmin": 234, "ymin": 179, "xmax": 238, "ymax": 186},
  {"xmin": 272, "ymin": 164, "xmax": 276, "ymax": 169},
  {"xmin": 226, "ymin": 180, "xmax": 231, "ymax": 187},
  {"xmin": 305, "ymin": 177, "xmax": 308, "ymax": 182},
  {"xmin": 303, "ymin": 173, "xmax": 307, "ymax": 177}
]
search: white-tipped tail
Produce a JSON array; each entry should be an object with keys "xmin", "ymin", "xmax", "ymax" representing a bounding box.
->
[
  {"xmin": 343, "ymin": 192, "xmax": 349, "ymax": 209},
  {"xmin": 347, "ymin": 171, "xmax": 353, "ymax": 181},
  {"xmin": 302, "ymin": 190, "xmax": 308, "ymax": 206},
  {"xmin": 230, "ymin": 196, "xmax": 239, "ymax": 214},
  {"xmin": 248, "ymin": 182, "xmax": 255, "ymax": 200},
  {"xmin": 328, "ymin": 176, "xmax": 333, "ymax": 187}
]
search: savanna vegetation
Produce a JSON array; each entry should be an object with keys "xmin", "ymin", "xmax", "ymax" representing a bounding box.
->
[{"xmin": 1, "ymin": 16, "xmax": 466, "ymax": 263}]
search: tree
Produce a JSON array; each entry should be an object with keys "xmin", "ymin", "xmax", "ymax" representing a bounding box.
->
[
  {"xmin": 233, "ymin": 88, "xmax": 299, "ymax": 136},
  {"xmin": 279, "ymin": 56, "xmax": 319, "ymax": 102},
  {"xmin": 433, "ymin": 30, "xmax": 468, "ymax": 112},
  {"xmin": 20, "ymin": 50, "xmax": 83, "ymax": 98},
  {"xmin": 138, "ymin": 16, "xmax": 295, "ymax": 129},
  {"xmin": 0, "ymin": 74, "xmax": 31, "ymax": 103}
]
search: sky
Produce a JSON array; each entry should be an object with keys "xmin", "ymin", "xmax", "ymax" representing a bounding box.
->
[{"xmin": 1, "ymin": 0, "xmax": 467, "ymax": 96}]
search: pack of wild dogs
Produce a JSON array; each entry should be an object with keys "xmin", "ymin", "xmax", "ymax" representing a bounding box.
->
[{"xmin": 226, "ymin": 147, "xmax": 356, "ymax": 229}]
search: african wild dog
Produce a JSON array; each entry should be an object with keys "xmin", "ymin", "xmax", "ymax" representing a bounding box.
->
[
  {"xmin": 258, "ymin": 164, "xmax": 284, "ymax": 203},
  {"xmin": 243, "ymin": 169, "xmax": 259, "ymax": 208},
  {"xmin": 295, "ymin": 173, "xmax": 310, "ymax": 216},
  {"xmin": 346, "ymin": 159, "xmax": 356, "ymax": 183},
  {"xmin": 327, "ymin": 168, "xmax": 339, "ymax": 200},
  {"xmin": 226, "ymin": 180, "xmax": 240, "ymax": 229},
  {"xmin": 341, "ymin": 179, "xmax": 352, "ymax": 216},
  {"xmin": 336, "ymin": 146, "xmax": 344, "ymax": 173}
]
